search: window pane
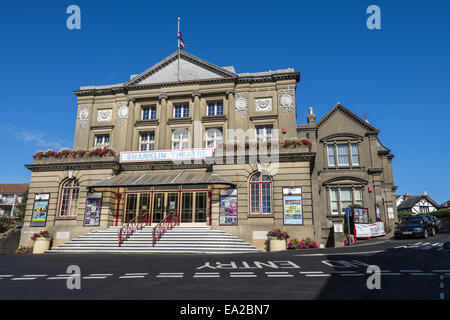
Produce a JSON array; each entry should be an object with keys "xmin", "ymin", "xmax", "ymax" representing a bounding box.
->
[
  {"xmin": 337, "ymin": 144, "xmax": 349, "ymax": 165},
  {"xmin": 354, "ymin": 188, "xmax": 363, "ymax": 206},
  {"xmin": 327, "ymin": 146, "xmax": 335, "ymax": 166},
  {"xmin": 340, "ymin": 188, "xmax": 352, "ymax": 214},
  {"xmin": 330, "ymin": 188, "xmax": 339, "ymax": 215},
  {"xmin": 351, "ymin": 144, "xmax": 359, "ymax": 165},
  {"xmin": 150, "ymin": 107, "xmax": 156, "ymax": 120},
  {"xmin": 142, "ymin": 107, "xmax": 150, "ymax": 120},
  {"xmin": 261, "ymin": 183, "xmax": 271, "ymax": 213},
  {"xmin": 250, "ymin": 184, "xmax": 260, "ymax": 213}
]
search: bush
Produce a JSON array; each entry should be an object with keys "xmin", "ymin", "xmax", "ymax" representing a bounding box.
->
[
  {"xmin": 15, "ymin": 246, "xmax": 33, "ymax": 254},
  {"xmin": 398, "ymin": 208, "xmax": 450, "ymax": 220},
  {"xmin": 287, "ymin": 238, "xmax": 318, "ymax": 249}
]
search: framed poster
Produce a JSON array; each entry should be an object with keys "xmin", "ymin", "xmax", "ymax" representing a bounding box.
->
[
  {"xmin": 283, "ymin": 187, "xmax": 303, "ymax": 225},
  {"xmin": 30, "ymin": 193, "xmax": 50, "ymax": 227},
  {"xmin": 353, "ymin": 208, "xmax": 369, "ymax": 224},
  {"xmin": 219, "ymin": 189, "xmax": 238, "ymax": 226},
  {"xmin": 84, "ymin": 192, "xmax": 102, "ymax": 226},
  {"xmin": 375, "ymin": 204, "xmax": 382, "ymax": 221}
]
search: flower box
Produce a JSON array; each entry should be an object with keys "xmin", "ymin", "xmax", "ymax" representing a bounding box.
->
[
  {"xmin": 33, "ymin": 238, "xmax": 51, "ymax": 254},
  {"xmin": 269, "ymin": 239, "xmax": 287, "ymax": 252}
]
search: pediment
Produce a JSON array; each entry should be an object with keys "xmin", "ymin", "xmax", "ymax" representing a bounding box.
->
[
  {"xmin": 127, "ymin": 51, "xmax": 237, "ymax": 86},
  {"xmin": 317, "ymin": 104, "xmax": 379, "ymax": 133}
]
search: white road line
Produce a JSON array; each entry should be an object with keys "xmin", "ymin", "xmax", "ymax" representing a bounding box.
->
[
  {"xmin": 380, "ymin": 273, "xmax": 402, "ymax": 276},
  {"xmin": 294, "ymin": 250, "xmax": 385, "ymax": 257},
  {"xmin": 230, "ymin": 274, "xmax": 257, "ymax": 278},
  {"xmin": 340, "ymin": 273, "xmax": 365, "ymax": 276},
  {"xmin": 23, "ymin": 274, "xmax": 47, "ymax": 277},
  {"xmin": 119, "ymin": 276, "xmax": 146, "ymax": 279},
  {"xmin": 11, "ymin": 278, "xmax": 37, "ymax": 281},
  {"xmin": 0, "ymin": 275, "xmax": 14, "ymax": 278},
  {"xmin": 299, "ymin": 271, "xmax": 324, "ymax": 274},
  {"xmin": 400, "ymin": 270, "xmax": 423, "ymax": 273},
  {"xmin": 305, "ymin": 274, "xmax": 331, "ymax": 277},
  {"xmin": 333, "ymin": 271, "xmax": 357, "ymax": 274},
  {"xmin": 123, "ymin": 273, "xmax": 148, "ymax": 276},
  {"xmin": 265, "ymin": 272, "xmax": 293, "ymax": 278},
  {"xmin": 89, "ymin": 274, "xmax": 113, "ymax": 277},
  {"xmin": 156, "ymin": 273, "xmax": 184, "ymax": 278},
  {"xmin": 83, "ymin": 276, "xmax": 107, "ymax": 280},
  {"xmin": 47, "ymin": 277, "xmax": 69, "ymax": 280},
  {"xmin": 432, "ymin": 270, "xmax": 450, "ymax": 273}
]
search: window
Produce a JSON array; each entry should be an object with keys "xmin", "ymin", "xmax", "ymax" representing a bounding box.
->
[
  {"xmin": 172, "ymin": 129, "xmax": 189, "ymax": 150},
  {"xmin": 249, "ymin": 173, "xmax": 272, "ymax": 215},
  {"xmin": 327, "ymin": 145, "xmax": 335, "ymax": 166},
  {"xmin": 94, "ymin": 134, "xmax": 110, "ymax": 148},
  {"xmin": 205, "ymin": 128, "xmax": 223, "ymax": 149},
  {"xmin": 139, "ymin": 132, "xmax": 155, "ymax": 151},
  {"xmin": 351, "ymin": 144, "xmax": 359, "ymax": 165},
  {"xmin": 173, "ymin": 104, "xmax": 190, "ymax": 118},
  {"xmin": 329, "ymin": 187, "xmax": 364, "ymax": 216},
  {"xmin": 255, "ymin": 125, "xmax": 273, "ymax": 143},
  {"xmin": 420, "ymin": 206, "xmax": 429, "ymax": 213},
  {"xmin": 337, "ymin": 144, "xmax": 349, "ymax": 166},
  {"xmin": 59, "ymin": 179, "xmax": 80, "ymax": 217},
  {"xmin": 142, "ymin": 106, "xmax": 156, "ymax": 120},
  {"xmin": 207, "ymin": 102, "xmax": 223, "ymax": 116}
]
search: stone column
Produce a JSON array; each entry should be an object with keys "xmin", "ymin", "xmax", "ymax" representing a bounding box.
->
[
  {"xmin": 159, "ymin": 92, "xmax": 168, "ymax": 149},
  {"xmin": 192, "ymin": 90, "xmax": 202, "ymax": 148},
  {"xmin": 226, "ymin": 89, "xmax": 235, "ymax": 141},
  {"xmin": 125, "ymin": 98, "xmax": 135, "ymax": 151}
]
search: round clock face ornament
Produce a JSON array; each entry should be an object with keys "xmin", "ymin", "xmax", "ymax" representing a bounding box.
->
[
  {"xmin": 79, "ymin": 109, "xmax": 89, "ymax": 121},
  {"xmin": 281, "ymin": 94, "xmax": 293, "ymax": 108},
  {"xmin": 236, "ymin": 98, "xmax": 247, "ymax": 111}
]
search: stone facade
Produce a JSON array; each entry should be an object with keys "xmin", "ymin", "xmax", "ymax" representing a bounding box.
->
[{"xmin": 19, "ymin": 51, "xmax": 398, "ymax": 250}]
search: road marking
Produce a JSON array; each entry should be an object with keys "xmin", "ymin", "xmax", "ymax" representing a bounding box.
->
[
  {"xmin": 305, "ymin": 274, "xmax": 331, "ymax": 277},
  {"xmin": 11, "ymin": 278, "xmax": 37, "ymax": 281},
  {"xmin": 47, "ymin": 277, "xmax": 69, "ymax": 280},
  {"xmin": 0, "ymin": 275, "xmax": 13, "ymax": 278},
  {"xmin": 400, "ymin": 270, "xmax": 423, "ymax": 273},
  {"xmin": 124, "ymin": 273, "xmax": 148, "ymax": 276},
  {"xmin": 230, "ymin": 272, "xmax": 257, "ymax": 278},
  {"xmin": 421, "ymin": 246, "xmax": 433, "ymax": 250},
  {"xmin": 265, "ymin": 272, "xmax": 293, "ymax": 278},
  {"xmin": 193, "ymin": 273, "xmax": 220, "ymax": 278},
  {"xmin": 299, "ymin": 271, "xmax": 325, "ymax": 274},
  {"xmin": 156, "ymin": 273, "xmax": 184, "ymax": 278},
  {"xmin": 83, "ymin": 276, "xmax": 108, "ymax": 280},
  {"xmin": 23, "ymin": 274, "xmax": 47, "ymax": 277},
  {"xmin": 432, "ymin": 270, "xmax": 450, "ymax": 273},
  {"xmin": 89, "ymin": 274, "xmax": 113, "ymax": 276},
  {"xmin": 333, "ymin": 271, "xmax": 357, "ymax": 274},
  {"xmin": 340, "ymin": 273, "xmax": 365, "ymax": 276},
  {"xmin": 379, "ymin": 273, "xmax": 402, "ymax": 276},
  {"xmin": 294, "ymin": 250, "xmax": 385, "ymax": 257}
]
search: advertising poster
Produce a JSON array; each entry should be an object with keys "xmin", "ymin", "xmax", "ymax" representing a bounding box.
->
[
  {"xmin": 283, "ymin": 193, "xmax": 303, "ymax": 225},
  {"xmin": 353, "ymin": 208, "xmax": 369, "ymax": 224},
  {"xmin": 30, "ymin": 194, "xmax": 50, "ymax": 227},
  {"xmin": 219, "ymin": 189, "xmax": 238, "ymax": 226},
  {"xmin": 84, "ymin": 193, "xmax": 102, "ymax": 226}
]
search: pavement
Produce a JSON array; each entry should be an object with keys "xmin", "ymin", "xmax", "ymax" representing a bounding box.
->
[{"xmin": 0, "ymin": 230, "xmax": 449, "ymax": 302}]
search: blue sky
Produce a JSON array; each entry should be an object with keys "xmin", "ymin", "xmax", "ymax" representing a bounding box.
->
[{"xmin": 0, "ymin": 0, "xmax": 449, "ymax": 203}]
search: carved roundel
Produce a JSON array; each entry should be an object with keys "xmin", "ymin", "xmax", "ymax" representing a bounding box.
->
[
  {"xmin": 279, "ymin": 89, "xmax": 294, "ymax": 115},
  {"xmin": 117, "ymin": 102, "xmax": 128, "ymax": 123},
  {"xmin": 235, "ymin": 93, "xmax": 248, "ymax": 118},
  {"xmin": 78, "ymin": 105, "xmax": 91, "ymax": 128}
]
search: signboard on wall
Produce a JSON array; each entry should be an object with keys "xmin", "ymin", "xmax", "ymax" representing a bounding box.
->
[
  {"xmin": 283, "ymin": 187, "xmax": 303, "ymax": 225},
  {"xmin": 219, "ymin": 189, "xmax": 238, "ymax": 226},
  {"xmin": 120, "ymin": 148, "xmax": 214, "ymax": 163},
  {"xmin": 84, "ymin": 192, "xmax": 102, "ymax": 226},
  {"xmin": 353, "ymin": 208, "xmax": 369, "ymax": 224},
  {"xmin": 30, "ymin": 194, "xmax": 50, "ymax": 227}
]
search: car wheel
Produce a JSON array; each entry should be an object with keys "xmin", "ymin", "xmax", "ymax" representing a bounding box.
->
[{"xmin": 423, "ymin": 230, "xmax": 428, "ymax": 239}]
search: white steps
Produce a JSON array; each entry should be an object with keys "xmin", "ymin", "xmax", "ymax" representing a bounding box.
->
[{"xmin": 45, "ymin": 225, "xmax": 261, "ymax": 254}]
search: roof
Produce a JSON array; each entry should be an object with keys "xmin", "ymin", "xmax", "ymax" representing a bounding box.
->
[
  {"xmin": 397, "ymin": 195, "xmax": 441, "ymax": 210},
  {"xmin": 89, "ymin": 170, "xmax": 236, "ymax": 189},
  {"xmin": 440, "ymin": 200, "xmax": 450, "ymax": 208},
  {"xmin": 0, "ymin": 184, "xmax": 29, "ymax": 194}
]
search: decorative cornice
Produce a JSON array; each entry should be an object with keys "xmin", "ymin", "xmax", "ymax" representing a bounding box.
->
[
  {"xmin": 135, "ymin": 119, "xmax": 159, "ymax": 127},
  {"xmin": 159, "ymin": 92, "xmax": 168, "ymax": 100},
  {"xmin": 192, "ymin": 90, "xmax": 201, "ymax": 98},
  {"xmin": 167, "ymin": 117, "xmax": 193, "ymax": 125},
  {"xmin": 201, "ymin": 115, "xmax": 227, "ymax": 123}
]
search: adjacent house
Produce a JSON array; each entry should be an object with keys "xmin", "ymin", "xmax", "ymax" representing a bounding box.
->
[
  {"xmin": 0, "ymin": 184, "xmax": 29, "ymax": 217},
  {"xmin": 397, "ymin": 191, "xmax": 440, "ymax": 214},
  {"xmin": 440, "ymin": 200, "xmax": 450, "ymax": 209}
]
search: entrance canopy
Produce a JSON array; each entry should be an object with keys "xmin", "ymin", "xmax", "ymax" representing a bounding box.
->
[{"xmin": 88, "ymin": 170, "xmax": 236, "ymax": 189}]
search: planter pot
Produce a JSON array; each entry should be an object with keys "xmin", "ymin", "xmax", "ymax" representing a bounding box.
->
[
  {"xmin": 269, "ymin": 239, "xmax": 286, "ymax": 252},
  {"xmin": 33, "ymin": 238, "xmax": 51, "ymax": 254}
]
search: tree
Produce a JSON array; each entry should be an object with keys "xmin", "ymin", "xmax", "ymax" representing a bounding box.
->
[{"xmin": 14, "ymin": 189, "xmax": 28, "ymax": 225}]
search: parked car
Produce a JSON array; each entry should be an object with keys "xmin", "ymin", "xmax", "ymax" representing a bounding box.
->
[
  {"xmin": 420, "ymin": 215, "xmax": 440, "ymax": 233},
  {"xmin": 394, "ymin": 215, "xmax": 435, "ymax": 239}
]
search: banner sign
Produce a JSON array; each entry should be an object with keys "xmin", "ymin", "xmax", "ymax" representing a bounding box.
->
[
  {"xmin": 355, "ymin": 222, "xmax": 385, "ymax": 238},
  {"xmin": 219, "ymin": 189, "xmax": 238, "ymax": 226},
  {"xmin": 30, "ymin": 194, "xmax": 50, "ymax": 227},
  {"xmin": 84, "ymin": 192, "xmax": 102, "ymax": 226},
  {"xmin": 283, "ymin": 187, "xmax": 303, "ymax": 225},
  {"xmin": 120, "ymin": 148, "xmax": 214, "ymax": 163}
]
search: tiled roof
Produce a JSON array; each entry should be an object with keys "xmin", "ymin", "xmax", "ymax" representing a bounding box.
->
[
  {"xmin": 397, "ymin": 195, "xmax": 440, "ymax": 210},
  {"xmin": 0, "ymin": 184, "xmax": 29, "ymax": 194}
]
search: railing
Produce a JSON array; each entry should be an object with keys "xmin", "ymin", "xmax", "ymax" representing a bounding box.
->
[
  {"xmin": 152, "ymin": 213, "xmax": 178, "ymax": 247},
  {"xmin": 118, "ymin": 213, "xmax": 150, "ymax": 247}
]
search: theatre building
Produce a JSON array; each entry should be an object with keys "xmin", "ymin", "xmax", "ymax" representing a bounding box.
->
[{"xmin": 19, "ymin": 51, "xmax": 398, "ymax": 251}]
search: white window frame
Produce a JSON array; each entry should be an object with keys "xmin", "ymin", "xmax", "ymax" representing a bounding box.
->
[
  {"xmin": 207, "ymin": 102, "xmax": 224, "ymax": 116},
  {"xmin": 351, "ymin": 144, "xmax": 360, "ymax": 166},
  {"xmin": 327, "ymin": 145, "xmax": 336, "ymax": 166},
  {"xmin": 255, "ymin": 125, "xmax": 273, "ymax": 143},
  {"xmin": 173, "ymin": 104, "xmax": 190, "ymax": 118},
  {"xmin": 139, "ymin": 132, "xmax": 155, "ymax": 151},
  {"xmin": 172, "ymin": 129, "xmax": 189, "ymax": 150},
  {"xmin": 94, "ymin": 134, "xmax": 110, "ymax": 148},
  {"xmin": 142, "ymin": 106, "xmax": 156, "ymax": 120},
  {"xmin": 205, "ymin": 128, "xmax": 223, "ymax": 149},
  {"xmin": 329, "ymin": 187, "xmax": 364, "ymax": 216}
]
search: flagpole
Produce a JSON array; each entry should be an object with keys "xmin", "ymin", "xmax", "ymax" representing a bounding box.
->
[{"xmin": 177, "ymin": 17, "xmax": 181, "ymax": 83}]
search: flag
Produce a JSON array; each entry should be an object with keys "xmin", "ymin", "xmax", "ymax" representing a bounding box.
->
[{"xmin": 178, "ymin": 18, "xmax": 186, "ymax": 50}]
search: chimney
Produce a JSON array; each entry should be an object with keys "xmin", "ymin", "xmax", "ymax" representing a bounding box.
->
[
  {"xmin": 405, "ymin": 191, "xmax": 409, "ymax": 199},
  {"xmin": 307, "ymin": 107, "xmax": 316, "ymax": 125},
  {"xmin": 423, "ymin": 190, "xmax": 427, "ymax": 196}
]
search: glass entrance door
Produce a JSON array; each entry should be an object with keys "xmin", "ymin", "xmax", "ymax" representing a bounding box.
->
[
  {"xmin": 125, "ymin": 194, "xmax": 138, "ymax": 224},
  {"xmin": 152, "ymin": 193, "xmax": 165, "ymax": 223},
  {"xmin": 195, "ymin": 192, "xmax": 207, "ymax": 223}
]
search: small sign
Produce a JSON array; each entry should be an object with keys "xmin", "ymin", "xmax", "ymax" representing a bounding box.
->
[
  {"xmin": 56, "ymin": 232, "xmax": 70, "ymax": 240},
  {"xmin": 346, "ymin": 208, "xmax": 351, "ymax": 216},
  {"xmin": 334, "ymin": 223, "xmax": 343, "ymax": 233},
  {"xmin": 388, "ymin": 213, "xmax": 395, "ymax": 219},
  {"xmin": 120, "ymin": 148, "xmax": 214, "ymax": 163},
  {"xmin": 253, "ymin": 231, "xmax": 268, "ymax": 240}
]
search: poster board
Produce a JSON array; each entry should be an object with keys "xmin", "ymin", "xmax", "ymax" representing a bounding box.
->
[
  {"xmin": 353, "ymin": 208, "xmax": 369, "ymax": 224},
  {"xmin": 30, "ymin": 194, "xmax": 50, "ymax": 227},
  {"xmin": 84, "ymin": 192, "xmax": 102, "ymax": 226},
  {"xmin": 283, "ymin": 187, "xmax": 303, "ymax": 225},
  {"xmin": 219, "ymin": 189, "xmax": 238, "ymax": 226}
]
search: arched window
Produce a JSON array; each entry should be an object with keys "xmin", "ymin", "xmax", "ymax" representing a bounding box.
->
[
  {"xmin": 59, "ymin": 179, "xmax": 80, "ymax": 217},
  {"xmin": 249, "ymin": 173, "xmax": 272, "ymax": 215}
]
